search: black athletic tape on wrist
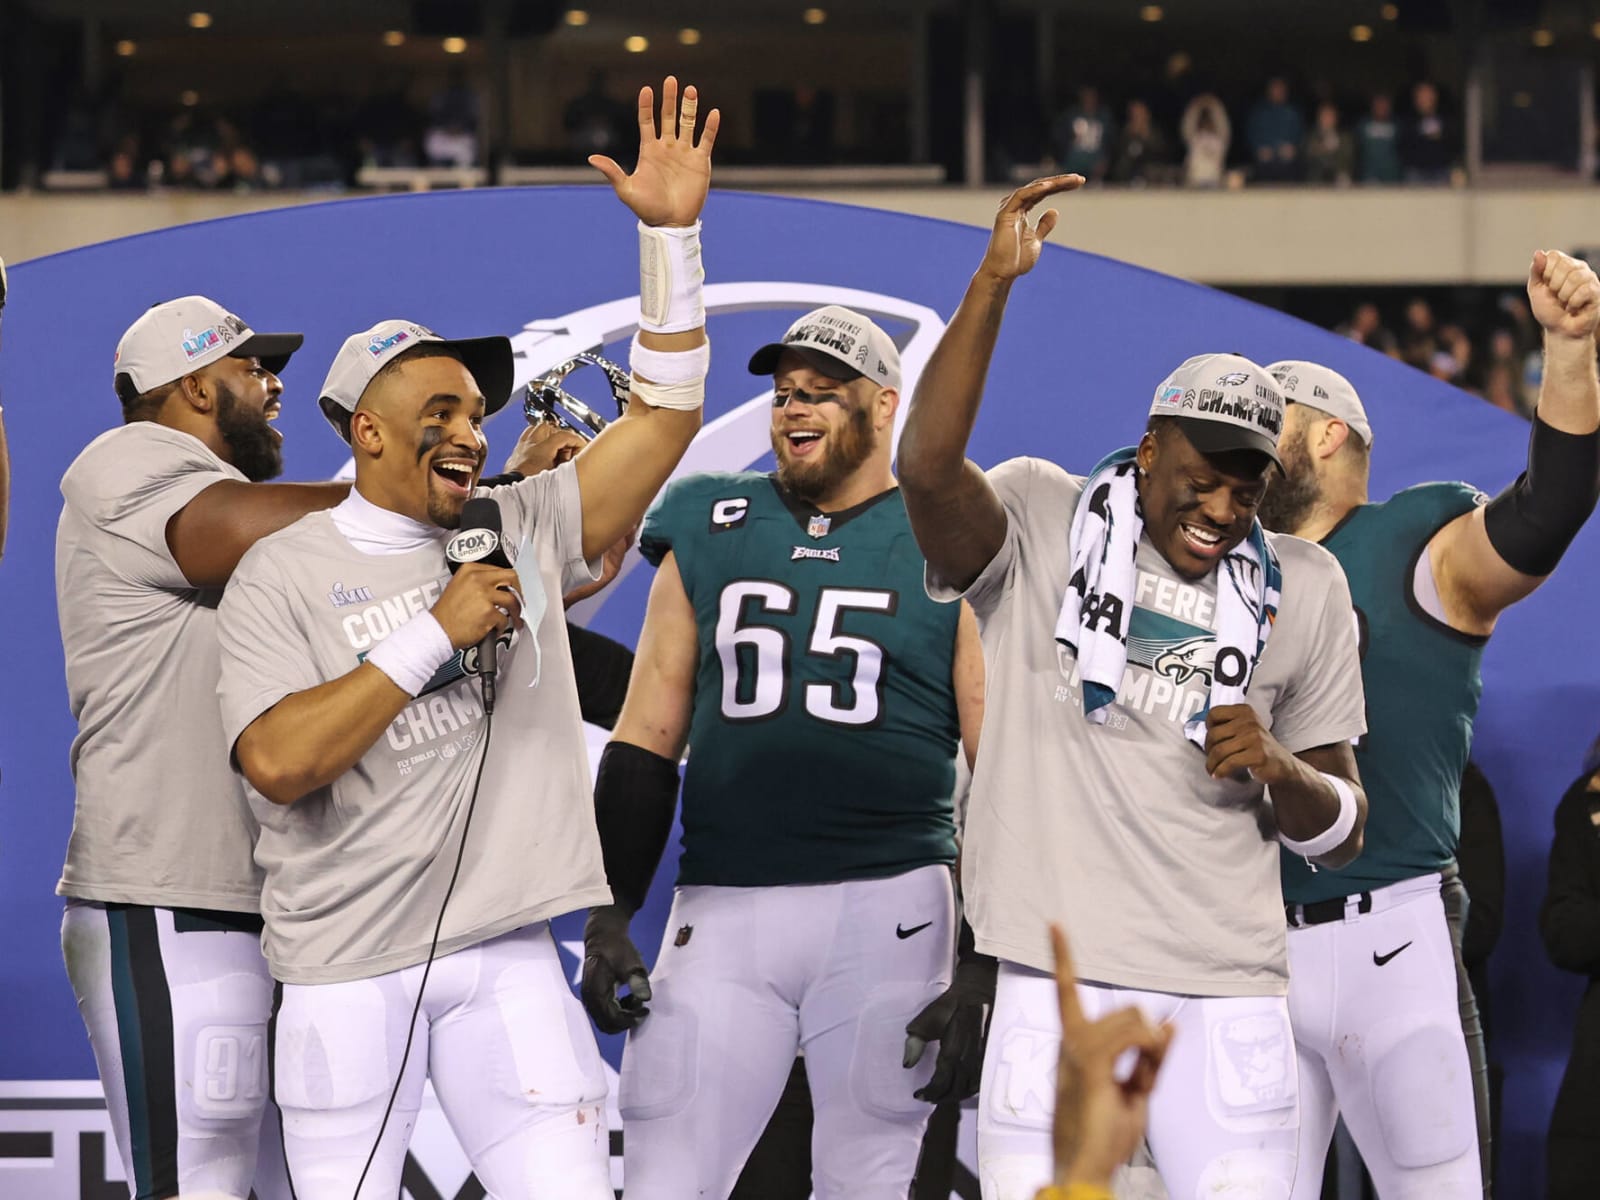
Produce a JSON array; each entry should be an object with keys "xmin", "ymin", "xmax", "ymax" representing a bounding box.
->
[
  {"xmin": 1483, "ymin": 416, "xmax": 1600, "ymax": 576},
  {"xmin": 594, "ymin": 741, "xmax": 680, "ymax": 914}
]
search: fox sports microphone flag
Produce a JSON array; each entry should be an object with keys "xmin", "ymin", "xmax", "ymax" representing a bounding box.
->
[{"xmin": 445, "ymin": 496, "xmax": 513, "ymax": 712}]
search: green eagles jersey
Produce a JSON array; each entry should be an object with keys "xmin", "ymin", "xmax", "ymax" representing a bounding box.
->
[
  {"xmin": 639, "ymin": 471, "xmax": 962, "ymax": 887},
  {"xmin": 1282, "ymin": 481, "xmax": 1487, "ymax": 904}
]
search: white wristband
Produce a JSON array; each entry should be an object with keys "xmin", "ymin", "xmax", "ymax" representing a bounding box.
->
[
  {"xmin": 638, "ymin": 221, "xmax": 705, "ymax": 333},
  {"xmin": 630, "ymin": 376, "xmax": 705, "ymax": 412},
  {"xmin": 630, "ymin": 336, "xmax": 710, "ymax": 385},
  {"xmin": 1276, "ymin": 771, "xmax": 1358, "ymax": 859},
  {"xmin": 365, "ymin": 612, "xmax": 453, "ymax": 697}
]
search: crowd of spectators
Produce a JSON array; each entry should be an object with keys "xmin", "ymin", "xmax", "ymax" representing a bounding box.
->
[
  {"xmin": 1043, "ymin": 76, "xmax": 1462, "ymax": 188},
  {"xmin": 45, "ymin": 66, "xmax": 1466, "ymax": 191},
  {"xmin": 45, "ymin": 70, "xmax": 490, "ymax": 191},
  {"xmin": 1331, "ymin": 290, "xmax": 1546, "ymax": 417}
]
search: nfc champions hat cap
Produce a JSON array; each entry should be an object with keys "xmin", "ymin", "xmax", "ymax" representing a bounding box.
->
[
  {"xmin": 747, "ymin": 305, "xmax": 902, "ymax": 391},
  {"xmin": 113, "ymin": 296, "xmax": 303, "ymax": 395},
  {"xmin": 1266, "ymin": 360, "xmax": 1373, "ymax": 447},
  {"xmin": 1147, "ymin": 352, "xmax": 1285, "ymax": 467},
  {"xmin": 317, "ymin": 319, "xmax": 515, "ymax": 439}
]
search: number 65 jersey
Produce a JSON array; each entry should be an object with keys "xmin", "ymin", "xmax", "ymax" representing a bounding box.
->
[{"xmin": 639, "ymin": 471, "xmax": 962, "ymax": 889}]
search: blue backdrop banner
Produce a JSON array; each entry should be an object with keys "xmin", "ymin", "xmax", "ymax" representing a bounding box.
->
[{"xmin": 0, "ymin": 187, "xmax": 1593, "ymax": 1196}]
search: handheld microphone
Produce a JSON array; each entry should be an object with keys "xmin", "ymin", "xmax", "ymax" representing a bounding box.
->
[{"xmin": 444, "ymin": 497, "xmax": 513, "ymax": 714}]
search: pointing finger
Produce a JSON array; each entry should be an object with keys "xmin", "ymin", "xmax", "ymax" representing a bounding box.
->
[{"xmin": 1049, "ymin": 923, "xmax": 1085, "ymax": 1033}]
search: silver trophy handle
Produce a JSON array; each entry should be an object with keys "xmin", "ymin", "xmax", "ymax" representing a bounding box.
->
[{"xmin": 522, "ymin": 352, "xmax": 630, "ymax": 439}]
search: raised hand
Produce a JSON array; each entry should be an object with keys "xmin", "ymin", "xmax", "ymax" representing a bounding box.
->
[
  {"xmin": 978, "ymin": 174, "xmax": 1084, "ymax": 283},
  {"xmin": 589, "ymin": 76, "xmax": 720, "ymax": 229},
  {"xmin": 1529, "ymin": 249, "xmax": 1600, "ymax": 342},
  {"xmin": 1048, "ymin": 923, "xmax": 1173, "ymax": 1190}
]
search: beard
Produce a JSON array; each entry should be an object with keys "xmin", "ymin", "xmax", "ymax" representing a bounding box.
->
[
  {"xmin": 1257, "ymin": 427, "xmax": 1320, "ymax": 534},
  {"xmin": 216, "ymin": 380, "xmax": 283, "ymax": 482},
  {"xmin": 425, "ymin": 475, "xmax": 469, "ymax": 529},
  {"xmin": 773, "ymin": 401, "xmax": 876, "ymax": 504}
]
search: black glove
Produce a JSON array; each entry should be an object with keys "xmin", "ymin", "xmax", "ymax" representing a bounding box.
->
[
  {"xmin": 902, "ymin": 939, "xmax": 997, "ymax": 1103},
  {"xmin": 581, "ymin": 903, "xmax": 653, "ymax": 1034}
]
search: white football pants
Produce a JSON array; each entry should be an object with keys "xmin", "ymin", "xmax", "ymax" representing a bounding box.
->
[
  {"xmin": 270, "ymin": 921, "xmax": 610, "ymax": 1200},
  {"xmin": 978, "ymin": 963, "xmax": 1300, "ymax": 1200},
  {"xmin": 1286, "ymin": 874, "xmax": 1481, "ymax": 1198},
  {"xmin": 619, "ymin": 864, "xmax": 956, "ymax": 1200},
  {"xmin": 62, "ymin": 899, "xmax": 291, "ymax": 1200}
]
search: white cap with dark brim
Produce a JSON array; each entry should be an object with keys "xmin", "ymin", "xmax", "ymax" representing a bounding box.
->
[
  {"xmin": 317, "ymin": 319, "xmax": 514, "ymax": 439},
  {"xmin": 1266, "ymin": 360, "xmax": 1373, "ymax": 447},
  {"xmin": 1147, "ymin": 352, "xmax": 1286, "ymax": 467},
  {"xmin": 747, "ymin": 304, "xmax": 902, "ymax": 391},
  {"xmin": 113, "ymin": 295, "xmax": 302, "ymax": 395}
]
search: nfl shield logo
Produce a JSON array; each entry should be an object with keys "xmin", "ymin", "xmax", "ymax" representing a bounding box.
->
[{"xmin": 807, "ymin": 514, "xmax": 831, "ymax": 539}]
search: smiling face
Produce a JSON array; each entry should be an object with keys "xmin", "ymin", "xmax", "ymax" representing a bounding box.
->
[
  {"xmin": 201, "ymin": 354, "xmax": 284, "ymax": 481},
  {"xmin": 1136, "ymin": 421, "xmax": 1272, "ymax": 580},
  {"xmin": 350, "ymin": 349, "xmax": 488, "ymax": 528},
  {"xmin": 769, "ymin": 349, "xmax": 886, "ymax": 505}
]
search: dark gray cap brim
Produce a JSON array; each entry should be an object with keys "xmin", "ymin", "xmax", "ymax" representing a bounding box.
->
[
  {"xmin": 230, "ymin": 332, "xmax": 304, "ymax": 377},
  {"xmin": 445, "ymin": 335, "xmax": 516, "ymax": 415},
  {"xmin": 747, "ymin": 342, "xmax": 864, "ymax": 382},
  {"xmin": 1172, "ymin": 416, "xmax": 1281, "ymax": 469}
]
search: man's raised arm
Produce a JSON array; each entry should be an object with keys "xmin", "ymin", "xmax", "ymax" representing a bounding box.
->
[
  {"xmin": 1431, "ymin": 249, "xmax": 1600, "ymax": 635},
  {"xmin": 898, "ymin": 175, "xmax": 1082, "ymax": 593},
  {"xmin": 574, "ymin": 75, "xmax": 719, "ymax": 560}
]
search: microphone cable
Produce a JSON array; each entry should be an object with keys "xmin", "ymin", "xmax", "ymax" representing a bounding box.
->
[{"xmin": 348, "ymin": 705, "xmax": 496, "ymax": 1199}]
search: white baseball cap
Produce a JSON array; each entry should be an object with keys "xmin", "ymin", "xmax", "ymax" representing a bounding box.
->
[
  {"xmin": 113, "ymin": 296, "xmax": 302, "ymax": 395},
  {"xmin": 1266, "ymin": 360, "xmax": 1373, "ymax": 446},
  {"xmin": 747, "ymin": 305, "xmax": 902, "ymax": 391},
  {"xmin": 1147, "ymin": 352, "xmax": 1285, "ymax": 466},
  {"xmin": 317, "ymin": 319, "xmax": 514, "ymax": 439}
]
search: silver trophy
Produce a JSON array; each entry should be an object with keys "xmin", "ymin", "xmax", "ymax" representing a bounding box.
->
[{"xmin": 522, "ymin": 351, "xmax": 630, "ymax": 440}]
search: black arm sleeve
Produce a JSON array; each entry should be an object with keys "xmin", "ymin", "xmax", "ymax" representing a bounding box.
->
[
  {"xmin": 594, "ymin": 741, "xmax": 680, "ymax": 915},
  {"xmin": 1456, "ymin": 762, "xmax": 1506, "ymax": 967},
  {"xmin": 1482, "ymin": 416, "xmax": 1600, "ymax": 576},
  {"xmin": 567, "ymin": 622, "xmax": 636, "ymax": 730},
  {"xmin": 1539, "ymin": 774, "xmax": 1600, "ymax": 977}
]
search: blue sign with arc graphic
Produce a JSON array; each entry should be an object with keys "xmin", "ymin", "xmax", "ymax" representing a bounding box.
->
[{"xmin": 0, "ymin": 187, "xmax": 1594, "ymax": 1195}]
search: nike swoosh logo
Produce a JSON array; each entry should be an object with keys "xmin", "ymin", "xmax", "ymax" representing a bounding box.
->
[
  {"xmin": 1373, "ymin": 941, "xmax": 1413, "ymax": 966},
  {"xmin": 896, "ymin": 921, "xmax": 933, "ymax": 940}
]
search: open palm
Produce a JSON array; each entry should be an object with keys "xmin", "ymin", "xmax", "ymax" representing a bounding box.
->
[
  {"xmin": 590, "ymin": 76, "xmax": 720, "ymax": 228},
  {"xmin": 981, "ymin": 174, "xmax": 1083, "ymax": 281}
]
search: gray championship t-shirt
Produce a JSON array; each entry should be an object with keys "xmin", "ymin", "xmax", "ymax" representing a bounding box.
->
[
  {"xmin": 56, "ymin": 423, "xmax": 263, "ymax": 911},
  {"xmin": 934, "ymin": 457, "xmax": 1365, "ymax": 997},
  {"xmin": 217, "ymin": 465, "xmax": 611, "ymax": 985}
]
